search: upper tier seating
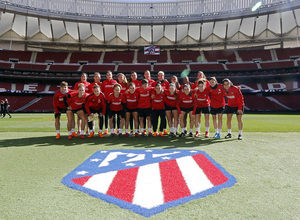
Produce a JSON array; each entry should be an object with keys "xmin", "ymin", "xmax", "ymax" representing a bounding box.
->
[
  {"xmin": 36, "ymin": 52, "xmax": 69, "ymax": 63},
  {"xmin": 103, "ymin": 51, "xmax": 134, "ymax": 63},
  {"xmin": 170, "ymin": 50, "xmax": 200, "ymax": 63},
  {"xmin": 81, "ymin": 64, "xmax": 115, "ymax": 72},
  {"xmin": 0, "ymin": 51, "xmax": 32, "ymax": 62},
  {"xmin": 238, "ymin": 49, "xmax": 272, "ymax": 62},
  {"xmin": 203, "ymin": 50, "xmax": 236, "ymax": 62},
  {"xmin": 137, "ymin": 51, "xmax": 168, "ymax": 63},
  {"xmin": 70, "ymin": 52, "xmax": 102, "ymax": 63}
]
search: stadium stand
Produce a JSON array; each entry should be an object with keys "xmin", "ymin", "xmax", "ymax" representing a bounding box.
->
[
  {"xmin": 69, "ymin": 52, "xmax": 102, "ymax": 64},
  {"xmin": 48, "ymin": 64, "xmax": 80, "ymax": 72},
  {"xmin": 137, "ymin": 51, "xmax": 168, "ymax": 63},
  {"xmin": 260, "ymin": 61, "xmax": 295, "ymax": 69},
  {"xmin": 117, "ymin": 64, "xmax": 151, "ymax": 72},
  {"xmin": 81, "ymin": 64, "xmax": 115, "ymax": 72},
  {"xmin": 203, "ymin": 50, "xmax": 236, "ymax": 62},
  {"xmin": 238, "ymin": 49, "xmax": 272, "ymax": 62},
  {"xmin": 189, "ymin": 63, "xmax": 225, "ymax": 71},
  {"xmin": 275, "ymin": 48, "xmax": 300, "ymax": 60},
  {"xmin": 14, "ymin": 63, "xmax": 47, "ymax": 71},
  {"xmin": 226, "ymin": 63, "xmax": 258, "ymax": 70},
  {"xmin": 153, "ymin": 64, "xmax": 188, "ymax": 72},
  {"xmin": 24, "ymin": 96, "xmax": 54, "ymax": 112},
  {"xmin": 170, "ymin": 50, "xmax": 200, "ymax": 63},
  {"xmin": 0, "ymin": 95, "xmax": 36, "ymax": 111},
  {"xmin": 0, "ymin": 61, "xmax": 12, "ymax": 69},
  {"xmin": 103, "ymin": 51, "xmax": 135, "ymax": 63},
  {"xmin": 36, "ymin": 52, "xmax": 69, "ymax": 63},
  {"xmin": 0, "ymin": 51, "xmax": 32, "ymax": 62}
]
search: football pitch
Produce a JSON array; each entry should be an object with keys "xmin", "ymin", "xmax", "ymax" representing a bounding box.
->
[{"xmin": 1, "ymin": 113, "xmax": 300, "ymax": 219}]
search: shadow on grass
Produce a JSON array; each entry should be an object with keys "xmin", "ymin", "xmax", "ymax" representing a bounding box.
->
[{"xmin": 0, "ymin": 134, "xmax": 237, "ymax": 149}]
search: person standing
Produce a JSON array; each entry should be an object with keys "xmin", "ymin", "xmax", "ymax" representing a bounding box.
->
[
  {"xmin": 85, "ymin": 84, "xmax": 106, "ymax": 138},
  {"xmin": 151, "ymin": 83, "xmax": 166, "ymax": 137},
  {"xmin": 0, "ymin": 100, "xmax": 4, "ymax": 118},
  {"xmin": 177, "ymin": 84, "xmax": 195, "ymax": 137},
  {"xmin": 2, "ymin": 98, "xmax": 12, "ymax": 118},
  {"xmin": 102, "ymin": 70, "xmax": 118, "ymax": 135},
  {"xmin": 53, "ymin": 81, "xmax": 70, "ymax": 139},
  {"xmin": 208, "ymin": 77, "xmax": 226, "ymax": 139},
  {"xmin": 65, "ymin": 83, "xmax": 88, "ymax": 140},
  {"xmin": 222, "ymin": 78, "xmax": 244, "ymax": 140}
]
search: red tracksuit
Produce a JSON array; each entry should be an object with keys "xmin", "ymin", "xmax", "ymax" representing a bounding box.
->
[
  {"xmin": 85, "ymin": 93, "xmax": 106, "ymax": 115},
  {"xmin": 53, "ymin": 89, "xmax": 69, "ymax": 113},
  {"xmin": 225, "ymin": 86, "xmax": 244, "ymax": 110},
  {"xmin": 151, "ymin": 92, "xmax": 165, "ymax": 110},
  {"xmin": 137, "ymin": 87, "xmax": 153, "ymax": 109},
  {"xmin": 66, "ymin": 92, "xmax": 87, "ymax": 111},
  {"xmin": 163, "ymin": 90, "xmax": 177, "ymax": 108},
  {"xmin": 124, "ymin": 91, "xmax": 139, "ymax": 109},
  {"xmin": 106, "ymin": 93, "xmax": 126, "ymax": 111},
  {"xmin": 74, "ymin": 81, "xmax": 91, "ymax": 94},
  {"xmin": 176, "ymin": 93, "xmax": 194, "ymax": 114},
  {"xmin": 102, "ymin": 79, "xmax": 117, "ymax": 98},
  {"xmin": 208, "ymin": 84, "xmax": 225, "ymax": 108}
]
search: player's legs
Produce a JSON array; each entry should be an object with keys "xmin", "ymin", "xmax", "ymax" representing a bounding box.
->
[
  {"xmin": 133, "ymin": 112, "xmax": 139, "ymax": 130},
  {"xmin": 152, "ymin": 110, "xmax": 159, "ymax": 134},
  {"xmin": 165, "ymin": 110, "xmax": 172, "ymax": 131},
  {"xmin": 188, "ymin": 111, "xmax": 195, "ymax": 136},
  {"xmin": 195, "ymin": 113, "xmax": 201, "ymax": 135},
  {"xmin": 158, "ymin": 110, "xmax": 166, "ymax": 135},
  {"xmin": 55, "ymin": 114, "xmax": 61, "ymax": 131},
  {"xmin": 66, "ymin": 110, "xmax": 75, "ymax": 139},
  {"xmin": 237, "ymin": 113, "xmax": 243, "ymax": 140},
  {"xmin": 77, "ymin": 110, "xmax": 86, "ymax": 138},
  {"xmin": 125, "ymin": 112, "xmax": 131, "ymax": 130},
  {"xmin": 224, "ymin": 113, "xmax": 233, "ymax": 139},
  {"xmin": 179, "ymin": 111, "xmax": 187, "ymax": 136},
  {"xmin": 146, "ymin": 116, "xmax": 152, "ymax": 134},
  {"xmin": 55, "ymin": 113, "xmax": 61, "ymax": 139},
  {"xmin": 118, "ymin": 114, "xmax": 125, "ymax": 135},
  {"xmin": 217, "ymin": 113, "xmax": 223, "ymax": 137}
]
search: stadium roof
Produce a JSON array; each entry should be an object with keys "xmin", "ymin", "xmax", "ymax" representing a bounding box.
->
[{"xmin": 0, "ymin": 0, "xmax": 299, "ymax": 50}]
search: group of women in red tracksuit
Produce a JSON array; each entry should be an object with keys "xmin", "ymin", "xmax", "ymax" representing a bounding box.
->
[{"xmin": 53, "ymin": 70, "xmax": 245, "ymax": 140}]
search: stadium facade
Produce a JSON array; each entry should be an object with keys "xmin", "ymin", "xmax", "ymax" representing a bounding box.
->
[{"xmin": 0, "ymin": 0, "xmax": 299, "ymax": 51}]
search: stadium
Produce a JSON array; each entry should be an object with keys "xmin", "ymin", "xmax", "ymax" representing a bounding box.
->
[{"xmin": 0, "ymin": 0, "xmax": 300, "ymax": 219}]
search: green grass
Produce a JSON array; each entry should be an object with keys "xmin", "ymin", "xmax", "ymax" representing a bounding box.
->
[
  {"xmin": 0, "ymin": 113, "xmax": 300, "ymax": 219},
  {"xmin": 1, "ymin": 113, "xmax": 300, "ymax": 132}
]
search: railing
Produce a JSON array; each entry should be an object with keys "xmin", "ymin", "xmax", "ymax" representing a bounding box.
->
[{"xmin": 0, "ymin": 0, "xmax": 297, "ymax": 23}]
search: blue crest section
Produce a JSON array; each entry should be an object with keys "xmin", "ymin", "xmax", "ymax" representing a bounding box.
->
[{"xmin": 62, "ymin": 149, "xmax": 237, "ymax": 217}]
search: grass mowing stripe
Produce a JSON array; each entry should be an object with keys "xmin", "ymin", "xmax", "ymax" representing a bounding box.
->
[{"xmin": 1, "ymin": 113, "xmax": 300, "ymax": 132}]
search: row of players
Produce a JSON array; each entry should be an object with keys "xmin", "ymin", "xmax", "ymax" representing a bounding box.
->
[{"xmin": 53, "ymin": 70, "xmax": 244, "ymax": 140}]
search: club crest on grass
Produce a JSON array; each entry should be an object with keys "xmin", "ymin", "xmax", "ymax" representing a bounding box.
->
[{"xmin": 62, "ymin": 149, "xmax": 237, "ymax": 217}]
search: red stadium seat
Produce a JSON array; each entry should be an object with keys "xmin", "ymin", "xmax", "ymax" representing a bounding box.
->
[
  {"xmin": 203, "ymin": 50, "xmax": 236, "ymax": 62},
  {"xmin": 117, "ymin": 64, "xmax": 151, "ymax": 72},
  {"xmin": 275, "ymin": 48, "xmax": 300, "ymax": 60},
  {"xmin": 49, "ymin": 64, "xmax": 80, "ymax": 71},
  {"xmin": 81, "ymin": 64, "xmax": 115, "ymax": 72},
  {"xmin": 103, "ymin": 51, "xmax": 134, "ymax": 63},
  {"xmin": 69, "ymin": 52, "xmax": 102, "ymax": 63},
  {"xmin": 226, "ymin": 63, "xmax": 258, "ymax": 70},
  {"xmin": 14, "ymin": 63, "xmax": 47, "ymax": 71},
  {"xmin": 189, "ymin": 63, "xmax": 225, "ymax": 71},
  {"xmin": 153, "ymin": 64, "xmax": 188, "ymax": 72},
  {"xmin": 0, "ymin": 51, "xmax": 32, "ymax": 62},
  {"xmin": 137, "ymin": 51, "xmax": 168, "ymax": 63},
  {"xmin": 238, "ymin": 49, "xmax": 272, "ymax": 62},
  {"xmin": 170, "ymin": 50, "xmax": 200, "ymax": 63},
  {"xmin": 36, "ymin": 52, "xmax": 69, "ymax": 63}
]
